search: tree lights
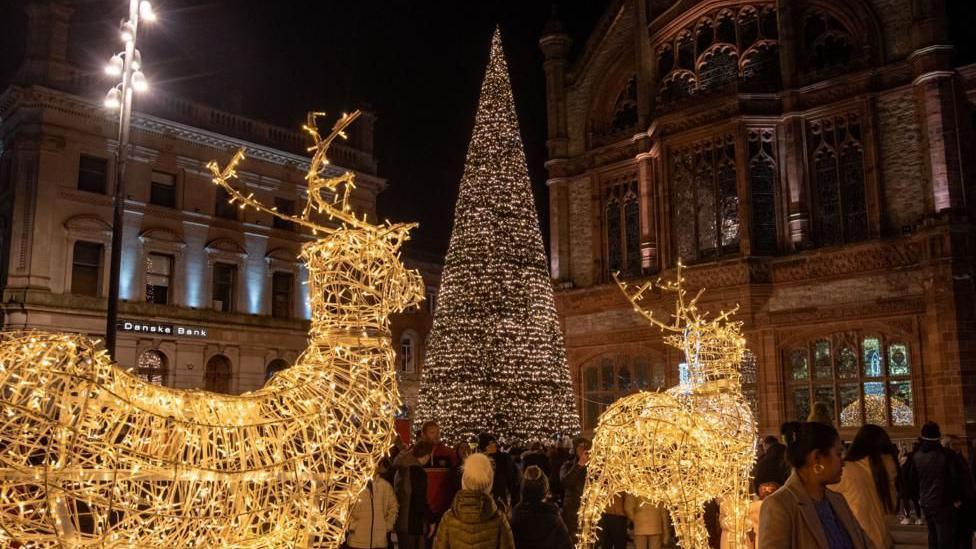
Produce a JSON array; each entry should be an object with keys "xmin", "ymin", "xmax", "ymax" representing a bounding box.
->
[
  {"xmin": 415, "ymin": 29, "xmax": 579, "ymax": 445},
  {"xmin": 576, "ymin": 265, "xmax": 756, "ymax": 549},
  {"xmin": 0, "ymin": 113, "xmax": 424, "ymax": 547}
]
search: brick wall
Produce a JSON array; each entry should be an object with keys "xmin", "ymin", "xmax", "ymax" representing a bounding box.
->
[
  {"xmin": 871, "ymin": 0, "xmax": 915, "ymax": 61},
  {"xmin": 877, "ymin": 87, "xmax": 927, "ymax": 233},
  {"xmin": 569, "ymin": 177, "xmax": 595, "ymax": 287}
]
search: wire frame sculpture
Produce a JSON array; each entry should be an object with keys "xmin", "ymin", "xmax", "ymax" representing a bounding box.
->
[
  {"xmin": 577, "ymin": 264, "xmax": 756, "ymax": 549},
  {"xmin": 0, "ymin": 111, "xmax": 424, "ymax": 548}
]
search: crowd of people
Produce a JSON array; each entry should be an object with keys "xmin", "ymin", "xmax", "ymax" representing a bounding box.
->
[{"xmin": 343, "ymin": 418, "xmax": 976, "ymax": 549}]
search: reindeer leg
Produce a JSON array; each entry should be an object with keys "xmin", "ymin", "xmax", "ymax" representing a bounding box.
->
[
  {"xmin": 576, "ymin": 472, "xmax": 615, "ymax": 549},
  {"xmin": 667, "ymin": 500, "xmax": 709, "ymax": 549},
  {"xmin": 723, "ymin": 464, "xmax": 753, "ymax": 549}
]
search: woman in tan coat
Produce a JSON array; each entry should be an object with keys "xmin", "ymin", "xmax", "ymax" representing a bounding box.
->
[
  {"xmin": 833, "ymin": 425, "xmax": 899, "ymax": 549},
  {"xmin": 759, "ymin": 422, "xmax": 874, "ymax": 549}
]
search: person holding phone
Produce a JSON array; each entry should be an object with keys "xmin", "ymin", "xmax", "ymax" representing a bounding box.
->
[{"xmin": 559, "ymin": 437, "xmax": 591, "ymax": 539}]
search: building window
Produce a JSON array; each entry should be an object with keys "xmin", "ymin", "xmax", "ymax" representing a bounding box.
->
[
  {"xmin": 808, "ymin": 112, "xmax": 868, "ymax": 246},
  {"xmin": 149, "ymin": 171, "xmax": 176, "ymax": 208},
  {"xmin": 785, "ymin": 333, "xmax": 914, "ymax": 428},
  {"xmin": 273, "ymin": 197, "xmax": 295, "ymax": 231},
  {"xmin": 271, "ymin": 271, "xmax": 293, "ymax": 319},
  {"xmin": 215, "ymin": 187, "xmax": 238, "ymax": 220},
  {"xmin": 670, "ymin": 134, "xmax": 739, "ymax": 264},
  {"xmin": 802, "ymin": 9, "xmax": 857, "ymax": 74},
  {"xmin": 137, "ymin": 350, "xmax": 167, "ymax": 386},
  {"xmin": 603, "ymin": 179, "xmax": 641, "ymax": 277},
  {"xmin": 581, "ymin": 355, "xmax": 667, "ymax": 430},
  {"xmin": 78, "ymin": 155, "xmax": 108, "ymax": 194},
  {"xmin": 426, "ymin": 287, "xmax": 438, "ymax": 315},
  {"xmin": 400, "ymin": 333, "xmax": 416, "ymax": 373},
  {"xmin": 145, "ymin": 253, "xmax": 173, "ymax": 305},
  {"xmin": 204, "ymin": 354, "xmax": 232, "ymax": 394},
  {"xmin": 265, "ymin": 358, "xmax": 290, "ymax": 382},
  {"xmin": 748, "ymin": 128, "xmax": 778, "ymax": 254},
  {"xmin": 71, "ymin": 241, "xmax": 103, "ymax": 296},
  {"xmin": 212, "ymin": 263, "xmax": 236, "ymax": 312}
]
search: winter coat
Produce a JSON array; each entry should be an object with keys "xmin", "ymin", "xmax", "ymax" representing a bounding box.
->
[
  {"xmin": 559, "ymin": 460, "xmax": 586, "ymax": 535},
  {"xmin": 394, "ymin": 456, "xmax": 431, "ymax": 535},
  {"xmin": 907, "ymin": 440, "xmax": 963, "ymax": 509},
  {"xmin": 487, "ymin": 452, "xmax": 521, "ymax": 508},
  {"xmin": 752, "ymin": 445, "xmax": 791, "ymax": 494},
  {"xmin": 832, "ymin": 456, "xmax": 897, "ymax": 549},
  {"xmin": 347, "ymin": 478, "xmax": 398, "ymax": 549},
  {"xmin": 623, "ymin": 494, "xmax": 668, "ymax": 536},
  {"xmin": 510, "ymin": 501, "xmax": 572, "ymax": 549},
  {"xmin": 433, "ymin": 489, "xmax": 516, "ymax": 549},
  {"xmin": 758, "ymin": 472, "xmax": 872, "ymax": 549}
]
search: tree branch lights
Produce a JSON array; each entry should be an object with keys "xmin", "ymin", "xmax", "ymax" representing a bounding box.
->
[
  {"xmin": 0, "ymin": 113, "xmax": 424, "ymax": 547},
  {"xmin": 577, "ymin": 264, "xmax": 756, "ymax": 549},
  {"xmin": 415, "ymin": 28, "xmax": 579, "ymax": 445}
]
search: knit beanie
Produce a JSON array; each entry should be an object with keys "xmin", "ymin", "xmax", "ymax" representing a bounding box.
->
[
  {"xmin": 462, "ymin": 453, "xmax": 494, "ymax": 494},
  {"xmin": 920, "ymin": 421, "xmax": 941, "ymax": 441},
  {"xmin": 521, "ymin": 465, "xmax": 549, "ymax": 503}
]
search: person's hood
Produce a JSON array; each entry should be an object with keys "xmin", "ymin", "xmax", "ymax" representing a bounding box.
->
[
  {"xmin": 393, "ymin": 451, "xmax": 419, "ymax": 469},
  {"xmin": 450, "ymin": 489, "xmax": 499, "ymax": 524}
]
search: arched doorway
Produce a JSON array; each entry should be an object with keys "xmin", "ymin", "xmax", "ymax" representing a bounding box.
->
[
  {"xmin": 265, "ymin": 358, "xmax": 290, "ymax": 382},
  {"xmin": 204, "ymin": 354, "xmax": 232, "ymax": 394},
  {"xmin": 137, "ymin": 349, "xmax": 167, "ymax": 386}
]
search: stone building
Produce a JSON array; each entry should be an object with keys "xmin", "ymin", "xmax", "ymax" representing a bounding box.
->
[
  {"xmin": 541, "ymin": 0, "xmax": 976, "ymax": 441},
  {"xmin": 0, "ymin": 1, "xmax": 440, "ymax": 411}
]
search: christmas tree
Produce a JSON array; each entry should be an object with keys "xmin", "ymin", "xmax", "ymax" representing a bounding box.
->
[{"xmin": 416, "ymin": 28, "xmax": 580, "ymax": 444}]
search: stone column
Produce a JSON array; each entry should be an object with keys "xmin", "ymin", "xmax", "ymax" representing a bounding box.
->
[
  {"xmin": 636, "ymin": 146, "xmax": 658, "ymax": 273},
  {"xmin": 780, "ymin": 116, "xmax": 812, "ymax": 249}
]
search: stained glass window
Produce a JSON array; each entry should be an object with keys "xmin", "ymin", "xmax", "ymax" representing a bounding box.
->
[
  {"xmin": 606, "ymin": 198, "xmax": 622, "ymax": 273},
  {"xmin": 624, "ymin": 198, "xmax": 641, "ymax": 276},
  {"xmin": 669, "ymin": 135, "xmax": 739, "ymax": 264},
  {"xmin": 809, "ymin": 112, "xmax": 868, "ymax": 246},
  {"xmin": 603, "ymin": 180, "xmax": 641, "ymax": 278},
  {"xmin": 786, "ymin": 334, "xmax": 914, "ymax": 427},
  {"xmin": 582, "ymin": 355, "xmax": 668, "ymax": 429},
  {"xmin": 748, "ymin": 128, "xmax": 778, "ymax": 254}
]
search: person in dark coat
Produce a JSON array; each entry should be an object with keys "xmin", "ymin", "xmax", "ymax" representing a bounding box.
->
[
  {"xmin": 559, "ymin": 437, "xmax": 590, "ymax": 539},
  {"xmin": 942, "ymin": 435, "xmax": 976, "ymax": 549},
  {"xmin": 521, "ymin": 443, "xmax": 550, "ymax": 478},
  {"xmin": 511, "ymin": 466, "xmax": 572, "ymax": 549},
  {"xmin": 395, "ymin": 441, "xmax": 435, "ymax": 549},
  {"xmin": 752, "ymin": 442, "xmax": 791, "ymax": 495},
  {"xmin": 904, "ymin": 421, "xmax": 965, "ymax": 549},
  {"xmin": 478, "ymin": 433, "xmax": 521, "ymax": 511}
]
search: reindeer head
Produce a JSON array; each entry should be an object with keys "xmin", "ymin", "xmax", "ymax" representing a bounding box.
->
[
  {"xmin": 208, "ymin": 111, "xmax": 424, "ymax": 336},
  {"xmin": 615, "ymin": 264, "xmax": 746, "ymax": 391}
]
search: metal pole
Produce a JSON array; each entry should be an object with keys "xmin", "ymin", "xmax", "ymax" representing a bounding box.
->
[{"xmin": 105, "ymin": 0, "xmax": 140, "ymax": 360}]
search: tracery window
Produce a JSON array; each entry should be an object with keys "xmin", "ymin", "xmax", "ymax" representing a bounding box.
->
[
  {"xmin": 669, "ymin": 134, "xmax": 739, "ymax": 263},
  {"xmin": 604, "ymin": 179, "xmax": 641, "ymax": 277},
  {"xmin": 807, "ymin": 112, "xmax": 868, "ymax": 246},
  {"xmin": 785, "ymin": 333, "xmax": 914, "ymax": 428},
  {"xmin": 656, "ymin": 3, "xmax": 779, "ymax": 107},
  {"xmin": 748, "ymin": 128, "xmax": 778, "ymax": 254},
  {"xmin": 582, "ymin": 355, "xmax": 667, "ymax": 430},
  {"xmin": 592, "ymin": 76, "xmax": 639, "ymax": 146},
  {"xmin": 802, "ymin": 9, "xmax": 857, "ymax": 74}
]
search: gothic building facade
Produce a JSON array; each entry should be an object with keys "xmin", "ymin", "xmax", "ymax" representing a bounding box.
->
[
  {"xmin": 541, "ymin": 0, "xmax": 976, "ymax": 441},
  {"xmin": 0, "ymin": 1, "xmax": 439, "ymax": 415}
]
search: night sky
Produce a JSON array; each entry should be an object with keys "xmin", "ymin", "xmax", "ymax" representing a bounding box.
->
[{"xmin": 0, "ymin": 1, "xmax": 607, "ymax": 256}]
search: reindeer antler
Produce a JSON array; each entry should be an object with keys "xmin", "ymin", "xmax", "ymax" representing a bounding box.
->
[{"xmin": 208, "ymin": 111, "xmax": 401, "ymax": 236}]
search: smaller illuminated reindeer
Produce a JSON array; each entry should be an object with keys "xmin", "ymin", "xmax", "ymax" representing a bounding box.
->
[{"xmin": 576, "ymin": 265, "xmax": 756, "ymax": 549}]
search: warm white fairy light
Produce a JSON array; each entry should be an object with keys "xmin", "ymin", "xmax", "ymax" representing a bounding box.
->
[
  {"xmin": 577, "ymin": 264, "xmax": 756, "ymax": 549},
  {"xmin": 414, "ymin": 28, "xmax": 579, "ymax": 445},
  {"xmin": 0, "ymin": 113, "xmax": 423, "ymax": 547}
]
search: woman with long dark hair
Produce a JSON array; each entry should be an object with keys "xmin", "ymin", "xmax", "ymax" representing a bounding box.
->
[
  {"xmin": 758, "ymin": 422, "xmax": 872, "ymax": 549},
  {"xmin": 833, "ymin": 424, "xmax": 899, "ymax": 548}
]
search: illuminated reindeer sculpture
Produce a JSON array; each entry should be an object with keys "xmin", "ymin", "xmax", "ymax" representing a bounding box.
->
[
  {"xmin": 0, "ymin": 111, "xmax": 424, "ymax": 547},
  {"xmin": 577, "ymin": 266, "xmax": 756, "ymax": 549}
]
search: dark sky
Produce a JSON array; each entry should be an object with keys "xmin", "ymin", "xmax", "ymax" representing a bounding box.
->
[{"xmin": 1, "ymin": 0, "xmax": 607, "ymax": 256}]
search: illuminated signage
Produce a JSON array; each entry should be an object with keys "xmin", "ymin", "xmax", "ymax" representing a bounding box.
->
[{"xmin": 119, "ymin": 320, "xmax": 208, "ymax": 338}]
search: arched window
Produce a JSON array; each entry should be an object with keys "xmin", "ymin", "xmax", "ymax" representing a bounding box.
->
[
  {"xmin": 137, "ymin": 349, "xmax": 167, "ymax": 386},
  {"xmin": 602, "ymin": 179, "xmax": 642, "ymax": 278},
  {"xmin": 785, "ymin": 333, "xmax": 913, "ymax": 428},
  {"xmin": 400, "ymin": 332, "xmax": 416, "ymax": 373},
  {"xmin": 205, "ymin": 354, "xmax": 232, "ymax": 394},
  {"xmin": 581, "ymin": 355, "xmax": 667, "ymax": 430},
  {"xmin": 265, "ymin": 358, "xmax": 290, "ymax": 382},
  {"xmin": 808, "ymin": 112, "xmax": 868, "ymax": 246}
]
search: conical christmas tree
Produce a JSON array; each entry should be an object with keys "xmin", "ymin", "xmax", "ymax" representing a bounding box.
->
[{"xmin": 416, "ymin": 29, "xmax": 580, "ymax": 444}]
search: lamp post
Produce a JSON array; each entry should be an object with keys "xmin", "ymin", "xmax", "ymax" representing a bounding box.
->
[{"xmin": 104, "ymin": 0, "xmax": 155, "ymax": 360}]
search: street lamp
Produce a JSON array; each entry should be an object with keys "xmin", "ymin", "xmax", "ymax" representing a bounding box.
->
[{"xmin": 104, "ymin": 0, "xmax": 154, "ymax": 360}]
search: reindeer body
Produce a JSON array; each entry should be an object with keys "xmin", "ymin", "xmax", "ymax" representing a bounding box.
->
[
  {"xmin": 576, "ymin": 270, "xmax": 756, "ymax": 549},
  {"xmin": 0, "ymin": 114, "xmax": 424, "ymax": 548}
]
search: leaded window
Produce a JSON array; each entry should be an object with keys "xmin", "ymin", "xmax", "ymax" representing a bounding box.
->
[
  {"xmin": 656, "ymin": 3, "xmax": 779, "ymax": 107},
  {"xmin": 785, "ymin": 333, "xmax": 914, "ymax": 428},
  {"xmin": 748, "ymin": 128, "xmax": 778, "ymax": 254},
  {"xmin": 582, "ymin": 355, "xmax": 667, "ymax": 430},
  {"xmin": 802, "ymin": 9, "xmax": 857, "ymax": 74},
  {"xmin": 808, "ymin": 113, "xmax": 868, "ymax": 246},
  {"xmin": 669, "ymin": 134, "xmax": 739, "ymax": 263},
  {"xmin": 604, "ymin": 179, "xmax": 641, "ymax": 277}
]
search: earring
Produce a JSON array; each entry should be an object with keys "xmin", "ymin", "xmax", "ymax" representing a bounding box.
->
[{"xmin": 813, "ymin": 464, "xmax": 825, "ymax": 475}]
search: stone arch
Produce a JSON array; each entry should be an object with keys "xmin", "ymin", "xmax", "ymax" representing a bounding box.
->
[
  {"xmin": 587, "ymin": 52, "xmax": 639, "ymax": 147},
  {"xmin": 204, "ymin": 354, "xmax": 233, "ymax": 394}
]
